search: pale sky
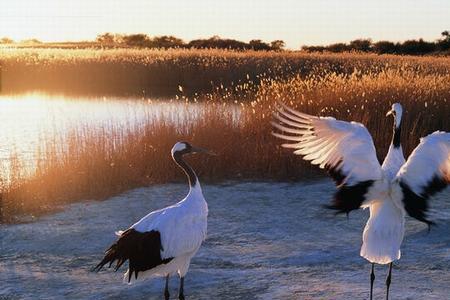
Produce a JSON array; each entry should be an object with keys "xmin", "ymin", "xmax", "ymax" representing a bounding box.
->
[{"xmin": 0, "ymin": 0, "xmax": 449, "ymax": 49}]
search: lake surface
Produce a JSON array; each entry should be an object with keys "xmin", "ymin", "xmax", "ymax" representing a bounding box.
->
[
  {"xmin": 0, "ymin": 93, "xmax": 232, "ymax": 172},
  {"xmin": 1, "ymin": 181, "xmax": 450, "ymax": 299}
]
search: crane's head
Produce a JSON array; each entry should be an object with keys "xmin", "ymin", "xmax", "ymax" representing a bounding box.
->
[
  {"xmin": 171, "ymin": 141, "xmax": 216, "ymax": 157},
  {"xmin": 386, "ymin": 103, "xmax": 403, "ymax": 128}
]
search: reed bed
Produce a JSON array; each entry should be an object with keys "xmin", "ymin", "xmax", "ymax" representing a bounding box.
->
[
  {"xmin": 1, "ymin": 47, "xmax": 450, "ymax": 97},
  {"xmin": 0, "ymin": 53, "xmax": 449, "ymax": 222}
]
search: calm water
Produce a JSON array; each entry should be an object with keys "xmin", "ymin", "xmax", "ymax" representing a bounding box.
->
[{"xmin": 0, "ymin": 93, "xmax": 227, "ymax": 171}]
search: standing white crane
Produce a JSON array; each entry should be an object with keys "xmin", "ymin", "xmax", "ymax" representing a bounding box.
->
[
  {"xmin": 95, "ymin": 141, "xmax": 215, "ymax": 300},
  {"xmin": 272, "ymin": 102, "xmax": 450, "ymax": 300}
]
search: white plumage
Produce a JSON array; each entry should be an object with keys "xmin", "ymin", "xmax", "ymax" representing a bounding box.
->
[
  {"xmin": 272, "ymin": 102, "xmax": 450, "ymax": 299},
  {"xmin": 360, "ymin": 194, "xmax": 405, "ymax": 265},
  {"xmin": 128, "ymin": 182, "xmax": 208, "ymax": 281},
  {"xmin": 95, "ymin": 141, "xmax": 213, "ymax": 300},
  {"xmin": 397, "ymin": 131, "xmax": 450, "ymax": 194},
  {"xmin": 361, "ymin": 104, "xmax": 406, "ymax": 266},
  {"xmin": 124, "ymin": 182, "xmax": 208, "ymax": 280},
  {"xmin": 272, "ymin": 106, "xmax": 383, "ymax": 187}
]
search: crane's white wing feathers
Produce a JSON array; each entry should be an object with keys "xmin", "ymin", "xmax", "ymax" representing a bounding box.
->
[
  {"xmin": 131, "ymin": 197, "xmax": 207, "ymax": 259},
  {"xmin": 395, "ymin": 131, "xmax": 450, "ymax": 224},
  {"xmin": 272, "ymin": 102, "xmax": 382, "ymax": 213}
]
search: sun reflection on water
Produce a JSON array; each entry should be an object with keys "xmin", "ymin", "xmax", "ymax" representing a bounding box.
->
[{"xmin": 0, "ymin": 93, "xmax": 215, "ymax": 173}]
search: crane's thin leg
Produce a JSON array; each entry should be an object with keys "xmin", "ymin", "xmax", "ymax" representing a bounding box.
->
[
  {"xmin": 178, "ymin": 277, "xmax": 185, "ymax": 300},
  {"xmin": 165, "ymin": 275, "xmax": 170, "ymax": 300},
  {"xmin": 386, "ymin": 263, "xmax": 393, "ymax": 300},
  {"xmin": 370, "ymin": 263, "xmax": 375, "ymax": 300}
]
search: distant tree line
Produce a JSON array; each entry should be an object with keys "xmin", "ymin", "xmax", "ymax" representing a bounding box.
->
[
  {"xmin": 95, "ymin": 33, "xmax": 285, "ymax": 51},
  {"xmin": 302, "ymin": 31, "xmax": 450, "ymax": 55},
  {"xmin": 0, "ymin": 37, "xmax": 42, "ymax": 44},
  {"xmin": 0, "ymin": 37, "xmax": 14, "ymax": 44},
  {"xmin": 2, "ymin": 31, "xmax": 450, "ymax": 55}
]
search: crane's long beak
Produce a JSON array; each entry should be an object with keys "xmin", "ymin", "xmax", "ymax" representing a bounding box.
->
[
  {"xmin": 191, "ymin": 146, "xmax": 217, "ymax": 156},
  {"xmin": 386, "ymin": 110, "xmax": 394, "ymax": 117}
]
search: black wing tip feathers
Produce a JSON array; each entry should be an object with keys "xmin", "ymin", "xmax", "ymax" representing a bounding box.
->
[
  {"xmin": 93, "ymin": 229, "xmax": 173, "ymax": 282},
  {"xmin": 93, "ymin": 245, "xmax": 121, "ymax": 273},
  {"xmin": 327, "ymin": 180, "xmax": 375, "ymax": 215},
  {"xmin": 93, "ymin": 261, "xmax": 105, "ymax": 272},
  {"xmin": 325, "ymin": 161, "xmax": 346, "ymax": 186},
  {"xmin": 92, "ymin": 264, "xmax": 103, "ymax": 273},
  {"xmin": 400, "ymin": 177, "xmax": 447, "ymax": 226}
]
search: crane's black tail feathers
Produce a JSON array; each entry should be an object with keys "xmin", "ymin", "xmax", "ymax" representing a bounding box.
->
[{"xmin": 94, "ymin": 228, "xmax": 173, "ymax": 282}]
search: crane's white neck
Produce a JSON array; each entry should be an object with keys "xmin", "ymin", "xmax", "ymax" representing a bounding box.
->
[
  {"xmin": 390, "ymin": 103, "xmax": 403, "ymax": 129},
  {"xmin": 188, "ymin": 180, "xmax": 203, "ymax": 197}
]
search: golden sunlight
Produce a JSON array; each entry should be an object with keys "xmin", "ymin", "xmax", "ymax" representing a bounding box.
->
[{"xmin": 1, "ymin": 0, "xmax": 449, "ymax": 48}]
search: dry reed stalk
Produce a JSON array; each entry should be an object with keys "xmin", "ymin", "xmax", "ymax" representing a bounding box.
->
[
  {"xmin": 1, "ymin": 48, "xmax": 449, "ymax": 96},
  {"xmin": 0, "ymin": 52, "xmax": 449, "ymax": 221}
]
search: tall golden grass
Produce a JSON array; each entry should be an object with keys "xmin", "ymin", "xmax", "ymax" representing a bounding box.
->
[
  {"xmin": 1, "ymin": 47, "xmax": 450, "ymax": 97},
  {"xmin": 0, "ymin": 51, "xmax": 449, "ymax": 222}
]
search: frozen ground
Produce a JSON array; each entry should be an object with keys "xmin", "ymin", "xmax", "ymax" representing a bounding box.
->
[{"xmin": 1, "ymin": 180, "xmax": 450, "ymax": 300}]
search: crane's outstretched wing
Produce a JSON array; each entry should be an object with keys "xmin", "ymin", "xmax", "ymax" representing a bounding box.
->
[
  {"xmin": 395, "ymin": 131, "xmax": 450, "ymax": 225},
  {"xmin": 272, "ymin": 102, "xmax": 383, "ymax": 214}
]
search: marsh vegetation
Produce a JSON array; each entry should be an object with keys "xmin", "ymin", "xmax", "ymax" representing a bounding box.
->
[{"xmin": 0, "ymin": 48, "xmax": 449, "ymax": 221}]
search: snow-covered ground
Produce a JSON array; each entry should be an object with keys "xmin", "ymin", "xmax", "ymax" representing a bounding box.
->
[{"xmin": 1, "ymin": 181, "xmax": 450, "ymax": 300}]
